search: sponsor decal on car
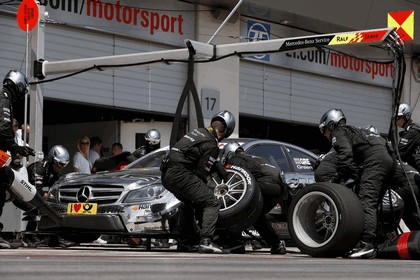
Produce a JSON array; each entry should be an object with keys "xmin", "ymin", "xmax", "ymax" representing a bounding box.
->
[
  {"xmin": 293, "ymin": 157, "xmax": 313, "ymax": 170},
  {"xmin": 67, "ymin": 203, "xmax": 98, "ymax": 215}
]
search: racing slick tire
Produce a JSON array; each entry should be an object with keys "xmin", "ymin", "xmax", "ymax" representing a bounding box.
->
[
  {"xmin": 288, "ymin": 182, "xmax": 364, "ymax": 257},
  {"xmin": 207, "ymin": 165, "xmax": 262, "ymax": 234}
]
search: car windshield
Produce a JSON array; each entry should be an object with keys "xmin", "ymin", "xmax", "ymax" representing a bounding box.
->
[{"xmin": 124, "ymin": 147, "xmax": 169, "ymax": 169}]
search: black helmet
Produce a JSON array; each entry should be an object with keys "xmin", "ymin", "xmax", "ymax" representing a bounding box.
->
[
  {"xmin": 221, "ymin": 141, "xmax": 243, "ymax": 164},
  {"xmin": 211, "ymin": 110, "xmax": 236, "ymax": 138},
  {"xmin": 48, "ymin": 145, "xmax": 70, "ymax": 167},
  {"xmin": 319, "ymin": 109, "xmax": 346, "ymax": 133},
  {"xmin": 397, "ymin": 103, "xmax": 412, "ymax": 120},
  {"xmin": 3, "ymin": 70, "xmax": 29, "ymax": 103},
  {"xmin": 145, "ymin": 129, "xmax": 161, "ymax": 146}
]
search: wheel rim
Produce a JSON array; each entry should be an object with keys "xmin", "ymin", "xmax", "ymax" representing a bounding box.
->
[
  {"xmin": 209, "ymin": 169, "xmax": 248, "ymax": 212},
  {"xmin": 292, "ymin": 191, "xmax": 339, "ymax": 248}
]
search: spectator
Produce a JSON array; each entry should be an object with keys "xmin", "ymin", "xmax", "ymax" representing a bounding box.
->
[
  {"xmin": 160, "ymin": 110, "xmax": 235, "ymax": 254},
  {"xmin": 12, "ymin": 119, "xmax": 20, "ymax": 144},
  {"xmin": 73, "ymin": 136, "xmax": 92, "ymax": 174},
  {"xmin": 318, "ymin": 109, "xmax": 395, "ymax": 258},
  {"xmin": 111, "ymin": 142, "xmax": 123, "ymax": 156},
  {"xmin": 89, "ymin": 136, "xmax": 103, "ymax": 166},
  {"xmin": 221, "ymin": 141, "xmax": 288, "ymax": 254},
  {"xmin": 20, "ymin": 123, "xmax": 30, "ymax": 143}
]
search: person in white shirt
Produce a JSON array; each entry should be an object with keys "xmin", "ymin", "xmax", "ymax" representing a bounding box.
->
[
  {"xmin": 73, "ymin": 136, "xmax": 91, "ymax": 174},
  {"xmin": 88, "ymin": 136, "xmax": 102, "ymax": 166}
]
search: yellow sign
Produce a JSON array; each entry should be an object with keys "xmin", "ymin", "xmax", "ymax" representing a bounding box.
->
[
  {"xmin": 67, "ymin": 203, "xmax": 98, "ymax": 215},
  {"xmin": 388, "ymin": 10, "xmax": 414, "ymax": 41}
]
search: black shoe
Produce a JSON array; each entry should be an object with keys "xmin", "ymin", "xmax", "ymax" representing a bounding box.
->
[
  {"xmin": 177, "ymin": 242, "xmax": 197, "ymax": 252},
  {"xmin": 153, "ymin": 239, "xmax": 171, "ymax": 248},
  {"xmin": 47, "ymin": 236, "xmax": 75, "ymax": 248},
  {"xmin": 56, "ymin": 237, "xmax": 76, "ymax": 248},
  {"xmin": 251, "ymin": 240, "xmax": 263, "ymax": 250},
  {"xmin": 199, "ymin": 238, "xmax": 224, "ymax": 254},
  {"xmin": 270, "ymin": 241, "xmax": 287, "ymax": 255},
  {"xmin": 349, "ymin": 241, "xmax": 376, "ymax": 259},
  {"xmin": 0, "ymin": 237, "xmax": 11, "ymax": 249},
  {"xmin": 229, "ymin": 244, "xmax": 246, "ymax": 254}
]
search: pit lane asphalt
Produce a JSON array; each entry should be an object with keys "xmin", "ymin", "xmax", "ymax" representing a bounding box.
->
[{"xmin": 0, "ymin": 244, "xmax": 419, "ymax": 280}]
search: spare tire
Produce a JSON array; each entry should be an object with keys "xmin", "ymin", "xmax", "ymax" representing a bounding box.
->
[
  {"xmin": 288, "ymin": 182, "xmax": 364, "ymax": 257},
  {"xmin": 207, "ymin": 165, "xmax": 262, "ymax": 234}
]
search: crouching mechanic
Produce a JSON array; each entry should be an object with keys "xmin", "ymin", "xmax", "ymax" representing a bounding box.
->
[
  {"xmin": 0, "ymin": 70, "xmax": 35, "ymax": 248},
  {"xmin": 27, "ymin": 145, "xmax": 70, "ymax": 199},
  {"xmin": 160, "ymin": 110, "xmax": 235, "ymax": 254},
  {"xmin": 221, "ymin": 142, "xmax": 288, "ymax": 254},
  {"xmin": 15, "ymin": 145, "xmax": 72, "ymax": 247}
]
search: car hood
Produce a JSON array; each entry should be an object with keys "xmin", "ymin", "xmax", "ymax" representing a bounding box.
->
[{"xmin": 54, "ymin": 167, "xmax": 162, "ymax": 187}]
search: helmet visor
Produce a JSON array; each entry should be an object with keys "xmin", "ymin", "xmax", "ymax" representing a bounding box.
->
[
  {"xmin": 54, "ymin": 158, "xmax": 69, "ymax": 167},
  {"xmin": 319, "ymin": 123, "xmax": 327, "ymax": 134}
]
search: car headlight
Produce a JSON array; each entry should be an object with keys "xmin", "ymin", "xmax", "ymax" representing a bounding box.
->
[{"xmin": 124, "ymin": 185, "xmax": 167, "ymax": 203}]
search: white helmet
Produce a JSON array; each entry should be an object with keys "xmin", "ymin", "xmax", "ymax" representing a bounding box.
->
[
  {"xmin": 48, "ymin": 145, "xmax": 70, "ymax": 166},
  {"xmin": 319, "ymin": 109, "xmax": 346, "ymax": 133},
  {"xmin": 3, "ymin": 70, "xmax": 29, "ymax": 103},
  {"xmin": 221, "ymin": 141, "xmax": 243, "ymax": 164},
  {"xmin": 145, "ymin": 129, "xmax": 161, "ymax": 146},
  {"xmin": 397, "ymin": 103, "xmax": 412, "ymax": 120}
]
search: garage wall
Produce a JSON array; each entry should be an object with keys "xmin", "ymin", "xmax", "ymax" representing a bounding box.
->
[
  {"xmin": 240, "ymin": 61, "xmax": 393, "ymax": 133},
  {"xmin": 0, "ymin": 14, "xmax": 188, "ymax": 116},
  {"xmin": 0, "ymin": 14, "xmax": 27, "ymax": 78}
]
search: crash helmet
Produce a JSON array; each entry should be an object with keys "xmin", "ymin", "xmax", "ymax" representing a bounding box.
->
[
  {"xmin": 363, "ymin": 125, "xmax": 379, "ymax": 135},
  {"xmin": 211, "ymin": 110, "xmax": 236, "ymax": 138},
  {"xmin": 319, "ymin": 109, "xmax": 346, "ymax": 133},
  {"xmin": 3, "ymin": 70, "xmax": 29, "ymax": 103},
  {"xmin": 221, "ymin": 141, "xmax": 243, "ymax": 164},
  {"xmin": 397, "ymin": 103, "xmax": 412, "ymax": 120},
  {"xmin": 145, "ymin": 129, "xmax": 161, "ymax": 146},
  {"xmin": 48, "ymin": 145, "xmax": 70, "ymax": 167}
]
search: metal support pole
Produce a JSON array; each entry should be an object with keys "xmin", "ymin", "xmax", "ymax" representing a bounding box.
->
[
  {"xmin": 29, "ymin": 3, "xmax": 46, "ymax": 160},
  {"xmin": 207, "ymin": 0, "xmax": 244, "ymax": 44}
]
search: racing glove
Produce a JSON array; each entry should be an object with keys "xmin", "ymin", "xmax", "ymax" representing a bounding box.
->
[
  {"xmin": 11, "ymin": 145, "xmax": 35, "ymax": 157},
  {"xmin": 214, "ymin": 161, "xmax": 228, "ymax": 182}
]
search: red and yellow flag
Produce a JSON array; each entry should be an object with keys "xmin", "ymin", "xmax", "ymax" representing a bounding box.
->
[{"xmin": 387, "ymin": 10, "xmax": 414, "ymax": 41}]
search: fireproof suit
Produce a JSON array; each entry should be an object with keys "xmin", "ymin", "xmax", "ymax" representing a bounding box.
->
[
  {"xmin": 314, "ymin": 148, "xmax": 340, "ymax": 183},
  {"xmin": 398, "ymin": 123, "xmax": 420, "ymax": 172},
  {"xmin": 13, "ymin": 159, "xmax": 63, "ymax": 232},
  {"xmin": 27, "ymin": 160, "xmax": 61, "ymax": 197},
  {"xmin": 391, "ymin": 161, "xmax": 420, "ymax": 230},
  {"xmin": 0, "ymin": 88, "xmax": 18, "ymax": 216},
  {"xmin": 316, "ymin": 132, "xmax": 420, "ymax": 231},
  {"xmin": 160, "ymin": 127, "xmax": 226, "ymax": 242},
  {"xmin": 331, "ymin": 125, "xmax": 394, "ymax": 244},
  {"xmin": 226, "ymin": 152, "xmax": 288, "ymax": 247},
  {"xmin": 132, "ymin": 143, "xmax": 160, "ymax": 159}
]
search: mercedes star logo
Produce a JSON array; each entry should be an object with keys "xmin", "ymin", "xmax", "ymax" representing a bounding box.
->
[{"xmin": 77, "ymin": 186, "xmax": 92, "ymax": 202}]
